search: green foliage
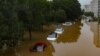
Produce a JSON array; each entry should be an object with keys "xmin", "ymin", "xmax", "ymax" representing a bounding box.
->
[
  {"xmin": 0, "ymin": 0, "xmax": 24, "ymax": 47},
  {"xmin": 0, "ymin": 0, "xmax": 82, "ymax": 47},
  {"xmin": 53, "ymin": 9, "xmax": 67, "ymax": 23},
  {"xmin": 53, "ymin": 0, "xmax": 82, "ymax": 21},
  {"xmin": 84, "ymin": 12, "xmax": 94, "ymax": 18}
]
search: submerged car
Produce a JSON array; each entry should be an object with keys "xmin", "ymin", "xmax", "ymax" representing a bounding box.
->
[
  {"xmin": 30, "ymin": 42, "xmax": 47, "ymax": 52},
  {"xmin": 47, "ymin": 32, "xmax": 58, "ymax": 41},
  {"xmin": 63, "ymin": 22, "xmax": 72, "ymax": 26},
  {"xmin": 54, "ymin": 28, "xmax": 64, "ymax": 34}
]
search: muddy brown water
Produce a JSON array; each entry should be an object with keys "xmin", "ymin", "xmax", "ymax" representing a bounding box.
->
[{"xmin": 1, "ymin": 20, "xmax": 100, "ymax": 56}]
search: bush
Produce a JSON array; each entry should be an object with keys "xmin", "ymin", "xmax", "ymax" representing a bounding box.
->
[{"xmin": 84, "ymin": 12, "xmax": 94, "ymax": 18}]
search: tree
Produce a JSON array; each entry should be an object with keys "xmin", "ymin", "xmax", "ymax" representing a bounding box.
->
[
  {"xmin": 53, "ymin": 9, "xmax": 67, "ymax": 23},
  {"xmin": 0, "ymin": 0, "xmax": 82, "ymax": 42},
  {"xmin": 0, "ymin": 0, "xmax": 24, "ymax": 47},
  {"xmin": 84, "ymin": 12, "xmax": 94, "ymax": 18},
  {"xmin": 53, "ymin": 0, "xmax": 82, "ymax": 21},
  {"xmin": 17, "ymin": 0, "xmax": 50, "ymax": 40}
]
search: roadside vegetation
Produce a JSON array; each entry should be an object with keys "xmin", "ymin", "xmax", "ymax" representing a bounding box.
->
[{"xmin": 84, "ymin": 11, "xmax": 99, "ymax": 21}]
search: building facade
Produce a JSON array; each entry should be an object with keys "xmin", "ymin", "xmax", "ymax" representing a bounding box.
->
[
  {"xmin": 98, "ymin": 0, "xmax": 100, "ymax": 17},
  {"xmin": 83, "ymin": 4, "xmax": 91, "ymax": 12},
  {"xmin": 83, "ymin": 0, "xmax": 100, "ymax": 18},
  {"xmin": 91, "ymin": 0, "xmax": 98, "ymax": 17}
]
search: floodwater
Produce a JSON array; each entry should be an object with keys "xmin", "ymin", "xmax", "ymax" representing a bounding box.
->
[{"xmin": 1, "ymin": 20, "xmax": 100, "ymax": 56}]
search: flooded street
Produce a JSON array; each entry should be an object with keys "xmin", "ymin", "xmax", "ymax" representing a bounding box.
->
[
  {"xmin": 51, "ymin": 21, "xmax": 100, "ymax": 56},
  {"xmin": 2, "ymin": 20, "xmax": 100, "ymax": 56}
]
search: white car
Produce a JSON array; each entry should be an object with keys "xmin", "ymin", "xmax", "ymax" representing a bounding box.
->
[
  {"xmin": 47, "ymin": 32, "xmax": 58, "ymax": 41},
  {"xmin": 63, "ymin": 22, "xmax": 72, "ymax": 26},
  {"xmin": 54, "ymin": 28, "xmax": 64, "ymax": 34}
]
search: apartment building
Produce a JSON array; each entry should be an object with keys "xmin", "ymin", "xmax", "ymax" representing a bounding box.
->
[
  {"xmin": 91, "ymin": 0, "xmax": 98, "ymax": 17},
  {"xmin": 83, "ymin": 0, "xmax": 100, "ymax": 17},
  {"xmin": 98, "ymin": 0, "xmax": 100, "ymax": 17},
  {"xmin": 83, "ymin": 4, "xmax": 91, "ymax": 12}
]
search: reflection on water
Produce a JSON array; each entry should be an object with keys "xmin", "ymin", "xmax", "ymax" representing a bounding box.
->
[
  {"xmin": 52, "ymin": 20, "xmax": 100, "ymax": 56},
  {"xmin": 16, "ymin": 41, "xmax": 55, "ymax": 56},
  {"xmin": 90, "ymin": 22, "xmax": 100, "ymax": 48},
  {"xmin": 56, "ymin": 21, "xmax": 82, "ymax": 43},
  {"xmin": 1, "ymin": 48, "xmax": 16, "ymax": 56},
  {"xmin": 2, "ymin": 20, "xmax": 100, "ymax": 56}
]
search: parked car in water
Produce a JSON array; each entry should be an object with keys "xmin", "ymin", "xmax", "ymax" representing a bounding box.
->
[
  {"xmin": 63, "ymin": 22, "xmax": 72, "ymax": 26},
  {"xmin": 47, "ymin": 32, "xmax": 58, "ymax": 41},
  {"xmin": 54, "ymin": 27, "xmax": 64, "ymax": 34}
]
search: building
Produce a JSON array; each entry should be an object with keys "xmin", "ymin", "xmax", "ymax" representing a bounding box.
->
[
  {"xmin": 90, "ymin": 0, "xmax": 98, "ymax": 17},
  {"xmin": 90, "ymin": 22, "xmax": 100, "ymax": 48},
  {"xmin": 98, "ymin": 0, "xmax": 100, "ymax": 17},
  {"xmin": 83, "ymin": 0, "xmax": 100, "ymax": 18},
  {"xmin": 83, "ymin": 4, "xmax": 91, "ymax": 12}
]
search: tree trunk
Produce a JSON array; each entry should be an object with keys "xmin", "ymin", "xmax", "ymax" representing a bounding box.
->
[
  {"xmin": 42, "ymin": 24, "xmax": 44, "ymax": 32},
  {"xmin": 28, "ymin": 26, "xmax": 32, "ymax": 40}
]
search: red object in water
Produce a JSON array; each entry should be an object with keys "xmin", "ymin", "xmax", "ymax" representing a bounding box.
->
[
  {"xmin": 30, "ymin": 42, "xmax": 47, "ymax": 52},
  {"xmin": 34, "ymin": 42, "xmax": 47, "ymax": 51},
  {"xmin": 35, "ymin": 42, "xmax": 47, "ymax": 47}
]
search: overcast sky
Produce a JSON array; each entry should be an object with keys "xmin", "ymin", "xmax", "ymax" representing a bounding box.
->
[{"xmin": 78, "ymin": 0, "xmax": 92, "ymax": 6}]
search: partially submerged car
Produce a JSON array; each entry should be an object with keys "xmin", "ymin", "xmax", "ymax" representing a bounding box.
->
[
  {"xmin": 47, "ymin": 32, "xmax": 58, "ymax": 41},
  {"xmin": 30, "ymin": 42, "xmax": 47, "ymax": 52},
  {"xmin": 54, "ymin": 28, "xmax": 64, "ymax": 34},
  {"xmin": 63, "ymin": 22, "xmax": 72, "ymax": 26}
]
